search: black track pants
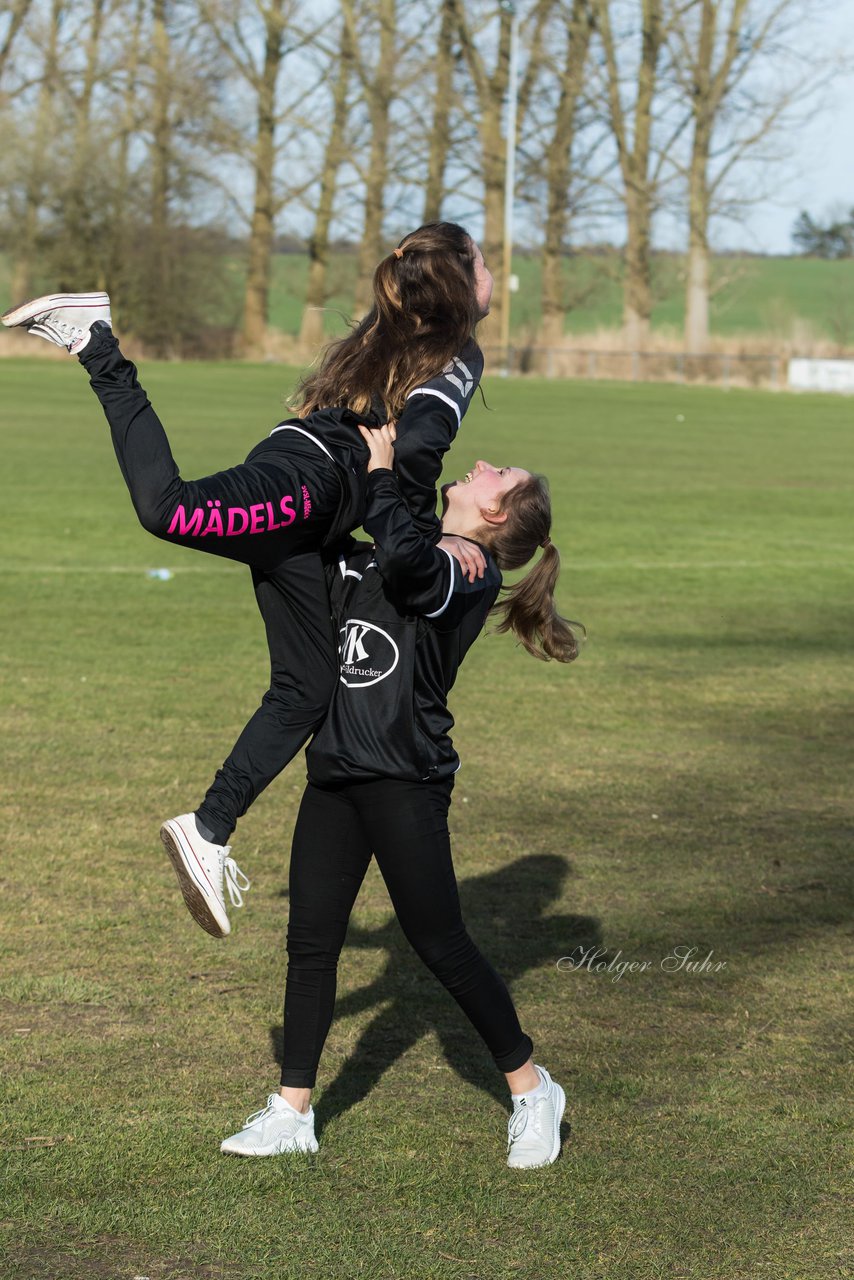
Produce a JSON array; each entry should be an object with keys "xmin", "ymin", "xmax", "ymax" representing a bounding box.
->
[
  {"xmin": 78, "ymin": 324, "xmax": 343, "ymax": 568},
  {"xmin": 195, "ymin": 558, "xmax": 339, "ymax": 842},
  {"xmin": 281, "ymin": 778, "xmax": 534, "ymax": 1087},
  {"xmin": 79, "ymin": 326, "xmax": 341, "ymax": 842}
]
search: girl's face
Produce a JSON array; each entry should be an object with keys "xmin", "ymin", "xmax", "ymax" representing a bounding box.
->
[
  {"xmin": 443, "ymin": 459, "xmax": 530, "ymax": 524},
  {"xmin": 470, "ymin": 241, "xmax": 494, "ymax": 317}
]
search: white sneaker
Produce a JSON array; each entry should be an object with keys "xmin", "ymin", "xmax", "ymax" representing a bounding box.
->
[
  {"xmin": 160, "ymin": 813, "xmax": 250, "ymax": 939},
  {"xmin": 220, "ymin": 1093, "xmax": 319, "ymax": 1157},
  {"xmin": 506, "ymin": 1065, "xmax": 566, "ymax": 1169},
  {"xmin": 1, "ymin": 291, "xmax": 111, "ymax": 353}
]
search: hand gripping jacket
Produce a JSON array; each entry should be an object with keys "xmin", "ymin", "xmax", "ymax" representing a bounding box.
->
[
  {"xmin": 306, "ymin": 468, "xmax": 502, "ymax": 786},
  {"xmin": 265, "ymin": 338, "xmax": 485, "ymax": 548}
]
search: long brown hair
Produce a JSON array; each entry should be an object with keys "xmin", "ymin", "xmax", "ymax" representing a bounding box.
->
[
  {"xmin": 294, "ymin": 222, "xmax": 482, "ymax": 420},
  {"xmin": 481, "ymin": 475, "xmax": 584, "ymax": 663}
]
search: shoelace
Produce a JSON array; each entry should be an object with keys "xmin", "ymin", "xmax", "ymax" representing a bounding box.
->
[
  {"xmin": 241, "ymin": 1094, "xmax": 307, "ymax": 1132},
  {"xmin": 30, "ymin": 316, "xmax": 84, "ymax": 349},
  {"xmin": 507, "ymin": 1091, "xmax": 549, "ymax": 1150},
  {"xmin": 222, "ymin": 853, "xmax": 251, "ymax": 908},
  {"xmin": 242, "ymin": 1093, "xmax": 279, "ymax": 1130}
]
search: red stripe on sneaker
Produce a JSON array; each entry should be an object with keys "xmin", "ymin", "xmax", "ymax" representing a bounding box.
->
[{"xmin": 174, "ymin": 819, "xmax": 216, "ymax": 897}]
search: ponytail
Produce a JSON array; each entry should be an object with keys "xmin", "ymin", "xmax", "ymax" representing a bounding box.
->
[{"xmin": 483, "ymin": 475, "xmax": 584, "ymax": 664}]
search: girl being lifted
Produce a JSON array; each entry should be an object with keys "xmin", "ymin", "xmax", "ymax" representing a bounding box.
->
[{"xmin": 3, "ymin": 224, "xmax": 493, "ymax": 935}]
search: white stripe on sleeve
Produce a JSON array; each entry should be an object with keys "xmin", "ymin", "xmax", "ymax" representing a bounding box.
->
[
  {"xmin": 338, "ymin": 554, "xmax": 363, "ymax": 581},
  {"xmin": 424, "ymin": 546, "xmax": 456, "ymax": 618},
  {"xmin": 404, "ymin": 387, "xmax": 462, "ymax": 428}
]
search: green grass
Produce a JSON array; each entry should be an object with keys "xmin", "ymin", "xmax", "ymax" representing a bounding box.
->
[{"xmin": 1, "ymin": 361, "xmax": 852, "ymax": 1279}]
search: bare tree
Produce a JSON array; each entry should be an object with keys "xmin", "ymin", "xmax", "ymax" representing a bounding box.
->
[
  {"xmin": 197, "ymin": 0, "xmax": 305, "ymax": 351},
  {"xmin": 3, "ymin": 0, "xmax": 303, "ymax": 352},
  {"xmin": 9, "ymin": 0, "xmax": 66, "ymax": 302},
  {"xmin": 0, "ymin": 0, "xmax": 35, "ymax": 85},
  {"xmin": 108, "ymin": 0, "xmax": 146, "ymax": 309},
  {"xmin": 668, "ymin": 0, "xmax": 836, "ymax": 350},
  {"xmin": 454, "ymin": 0, "xmax": 556, "ymax": 350},
  {"xmin": 344, "ymin": 0, "xmax": 399, "ymax": 314},
  {"xmin": 243, "ymin": 0, "xmax": 290, "ymax": 350},
  {"xmin": 455, "ymin": 3, "xmax": 512, "ymax": 349},
  {"xmin": 421, "ymin": 0, "xmax": 457, "ymax": 223},
  {"xmin": 54, "ymin": 0, "xmax": 109, "ymax": 288},
  {"xmin": 298, "ymin": 12, "xmax": 354, "ymax": 351},
  {"xmin": 148, "ymin": 0, "xmax": 172, "ymax": 336},
  {"xmin": 126, "ymin": 0, "xmax": 238, "ymax": 352},
  {"xmin": 538, "ymin": 0, "xmax": 595, "ymax": 345},
  {"xmin": 591, "ymin": 0, "xmax": 672, "ymax": 348}
]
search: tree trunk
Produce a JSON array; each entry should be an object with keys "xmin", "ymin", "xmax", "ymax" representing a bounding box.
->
[
  {"xmin": 682, "ymin": 0, "xmax": 716, "ymax": 351},
  {"xmin": 623, "ymin": 187, "xmax": 652, "ymax": 348},
  {"xmin": 684, "ymin": 237, "xmax": 710, "ymax": 352},
  {"xmin": 298, "ymin": 13, "xmax": 353, "ymax": 351},
  {"xmin": 539, "ymin": 0, "xmax": 593, "ymax": 346},
  {"xmin": 353, "ymin": 0, "xmax": 396, "ymax": 316},
  {"xmin": 479, "ymin": 104, "xmax": 506, "ymax": 351},
  {"xmin": 0, "ymin": 0, "xmax": 34, "ymax": 84},
  {"xmin": 63, "ymin": 0, "xmax": 106, "ymax": 288},
  {"xmin": 454, "ymin": 4, "xmax": 514, "ymax": 353},
  {"xmin": 685, "ymin": 122, "xmax": 712, "ymax": 351},
  {"xmin": 242, "ymin": 0, "xmax": 287, "ymax": 353},
  {"xmin": 110, "ymin": 0, "xmax": 146, "ymax": 314},
  {"xmin": 593, "ymin": 0, "xmax": 662, "ymax": 350},
  {"xmin": 422, "ymin": 0, "xmax": 455, "ymax": 223},
  {"xmin": 149, "ymin": 0, "xmax": 172, "ymax": 353},
  {"xmin": 11, "ymin": 0, "xmax": 63, "ymax": 303}
]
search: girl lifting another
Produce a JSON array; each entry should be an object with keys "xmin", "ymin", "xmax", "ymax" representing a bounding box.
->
[{"xmin": 219, "ymin": 422, "xmax": 581, "ymax": 1168}]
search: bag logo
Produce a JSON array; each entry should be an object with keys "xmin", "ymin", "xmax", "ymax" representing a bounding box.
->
[{"xmin": 339, "ymin": 618, "xmax": 399, "ymax": 687}]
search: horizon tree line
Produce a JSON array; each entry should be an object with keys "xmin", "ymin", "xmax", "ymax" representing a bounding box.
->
[{"xmin": 0, "ymin": 0, "xmax": 840, "ymax": 357}]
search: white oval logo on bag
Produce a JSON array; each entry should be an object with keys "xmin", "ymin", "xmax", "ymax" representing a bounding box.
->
[{"xmin": 339, "ymin": 619, "xmax": 399, "ymax": 687}]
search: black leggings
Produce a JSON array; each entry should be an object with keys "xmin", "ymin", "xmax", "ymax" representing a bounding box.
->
[
  {"xmin": 281, "ymin": 778, "xmax": 534, "ymax": 1087},
  {"xmin": 79, "ymin": 326, "xmax": 342, "ymax": 842}
]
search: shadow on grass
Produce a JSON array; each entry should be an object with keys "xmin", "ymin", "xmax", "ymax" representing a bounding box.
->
[
  {"xmin": 267, "ymin": 853, "xmax": 600, "ymax": 1134},
  {"xmin": 259, "ymin": 677, "xmax": 854, "ymax": 1132}
]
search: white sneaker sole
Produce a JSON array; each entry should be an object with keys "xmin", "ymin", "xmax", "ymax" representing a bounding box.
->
[
  {"xmin": 160, "ymin": 818, "xmax": 230, "ymax": 939},
  {"xmin": 1, "ymin": 292, "xmax": 110, "ymax": 327},
  {"xmin": 507, "ymin": 1081, "xmax": 567, "ymax": 1169},
  {"xmin": 220, "ymin": 1135, "xmax": 319, "ymax": 1157}
]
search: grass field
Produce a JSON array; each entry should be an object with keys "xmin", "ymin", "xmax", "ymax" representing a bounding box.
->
[{"xmin": 1, "ymin": 361, "xmax": 852, "ymax": 1280}]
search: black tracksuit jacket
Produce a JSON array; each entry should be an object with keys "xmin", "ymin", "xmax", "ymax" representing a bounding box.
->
[
  {"xmin": 256, "ymin": 338, "xmax": 484, "ymax": 548},
  {"xmin": 306, "ymin": 468, "xmax": 502, "ymax": 786}
]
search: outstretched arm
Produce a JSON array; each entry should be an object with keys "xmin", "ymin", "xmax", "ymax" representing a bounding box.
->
[
  {"xmin": 358, "ymin": 424, "xmax": 498, "ymax": 619},
  {"xmin": 390, "ymin": 338, "xmax": 484, "ymax": 543}
]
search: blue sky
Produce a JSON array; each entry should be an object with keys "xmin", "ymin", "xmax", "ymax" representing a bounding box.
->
[{"xmin": 723, "ymin": 6, "xmax": 854, "ymax": 253}]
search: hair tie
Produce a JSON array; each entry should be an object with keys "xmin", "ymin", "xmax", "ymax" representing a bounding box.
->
[
  {"xmin": 393, "ymin": 247, "xmax": 404, "ymax": 259},
  {"xmin": 540, "ymin": 536, "xmax": 551, "ymax": 549}
]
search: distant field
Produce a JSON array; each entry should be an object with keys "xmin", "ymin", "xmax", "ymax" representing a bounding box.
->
[
  {"xmin": 262, "ymin": 252, "xmax": 854, "ymax": 344},
  {"xmin": 1, "ymin": 361, "xmax": 851, "ymax": 1279},
  {"xmin": 4, "ymin": 249, "xmax": 854, "ymax": 344}
]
